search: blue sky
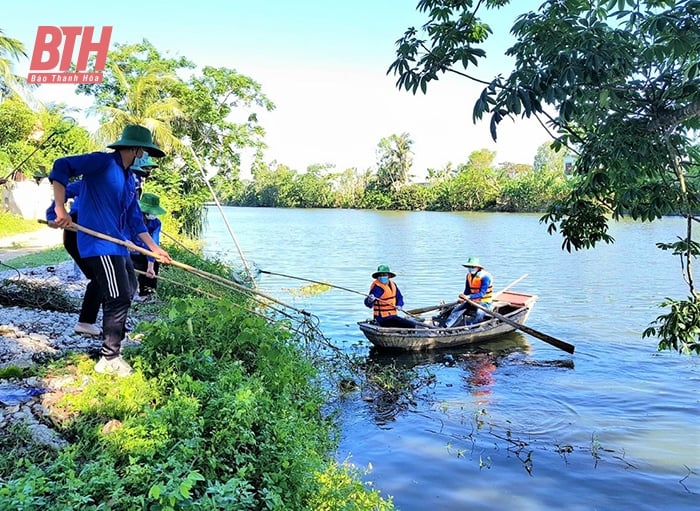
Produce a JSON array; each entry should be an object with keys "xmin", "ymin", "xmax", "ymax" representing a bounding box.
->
[{"xmin": 5, "ymin": 0, "xmax": 549, "ymax": 178}]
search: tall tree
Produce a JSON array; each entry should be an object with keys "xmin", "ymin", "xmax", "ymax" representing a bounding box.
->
[
  {"xmin": 390, "ymin": 0, "xmax": 700, "ymax": 354},
  {"xmin": 79, "ymin": 40, "xmax": 274, "ymax": 237},
  {"xmin": 0, "ymin": 28, "xmax": 28, "ymax": 101},
  {"xmin": 375, "ymin": 132, "xmax": 414, "ymax": 193}
]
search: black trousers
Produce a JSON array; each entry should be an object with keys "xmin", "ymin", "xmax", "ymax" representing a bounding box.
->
[
  {"xmin": 63, "ymin": 213, "xmax": 102, "ymax": 324},
  {"xmin": 376, "ymin": 315, "xmax": 418, "ymax": 328},
  {"xmin": 83, "ymin": 255, "xmax": 137, "ymax": 359},
  {"xmin": 130, "ymin": 253, "xmax": 159, "ymax": 295}
]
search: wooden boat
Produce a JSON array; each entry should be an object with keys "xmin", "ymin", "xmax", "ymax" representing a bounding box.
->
[{"xmin": 357, "ymin": 291, "xmax": 538, "ymax": 351}]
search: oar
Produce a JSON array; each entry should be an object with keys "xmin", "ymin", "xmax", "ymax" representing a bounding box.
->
[
  {"xmin": 464, "ymin": 298, "xmax": 575, "ymax": 354},
  {"xmin": 406, "ymin": 273, "xmax": 529, "ymax": 316}
]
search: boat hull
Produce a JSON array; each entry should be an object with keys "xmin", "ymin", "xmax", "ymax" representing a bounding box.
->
[{"xmin": 358, "ymin": 292, "xmax": 537, "ymax": 351}]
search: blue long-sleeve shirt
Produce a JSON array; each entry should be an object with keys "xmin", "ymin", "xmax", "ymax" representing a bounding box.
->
[
  {"xmin": 363, "ymin": 282, "xmax": 405, "ymax": 309},
  {"xmin": 49, "ymin": 151, "xmax": 147, "ymax": 258},
  {"xmin": 131, "ymin": 216, "xmax": 162, "ymax": 262},
  {"xmin": 46, "ymin": 180, "xmax": 82, "ymax": 221},
  {"xmin": 464, "ymin": 270, "xmax": 493, "ymax": 303}
]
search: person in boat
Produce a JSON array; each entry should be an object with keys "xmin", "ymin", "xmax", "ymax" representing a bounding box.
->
[
  {"xmin": 442, "ymin": 257, "xmax": 493, "ymax": 327},
  {"xmin": 364, "ymin": 264, "xmax": 417, "ymax": 328}
]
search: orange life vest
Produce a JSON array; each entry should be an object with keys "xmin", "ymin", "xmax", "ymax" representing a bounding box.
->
[
  {"xmin": 466, "ymin": 271, "xmax": 493, "ymax": 304},
  {"xmin": 370, "ymin": 279, "xmax": 397, "ymax": 318}
]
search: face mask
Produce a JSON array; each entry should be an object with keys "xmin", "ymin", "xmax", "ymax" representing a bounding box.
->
[
  {"xmin": 145, "ymin": 214, "xmax": 158, "ymax": 220},
  {"xmin": 468, "ymin": 268, "xmax": 479, "ymax": 275},
  {"xmin": 133, "ymin": 151, "xmax": 149, "ymax": 168},
  {"xmin": 378, "ymin": 276, "xmax": 389, "ymax": 284}
]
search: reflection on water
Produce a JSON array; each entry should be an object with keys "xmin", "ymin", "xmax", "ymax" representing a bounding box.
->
[{"xmin": 203, "ymin": 208, "xmax": 699, "ymax": 511}]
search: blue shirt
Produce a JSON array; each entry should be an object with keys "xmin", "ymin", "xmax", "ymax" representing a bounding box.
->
[
  {"xmin": 364, "ymin": 281, "xmax": 405, "ymax": 308},
  {"xmin": 46, "ymin": 180, "xmax": 82, "ymax": 221},
  {"xmin": 131, "ymin": 216, "xmax": 162, "ymax": 262},
  {"xmin": 49, "ymin": 151, "xmax": 147, "ymax": 258}
]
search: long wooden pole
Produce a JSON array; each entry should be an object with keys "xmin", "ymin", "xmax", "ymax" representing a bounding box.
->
[
  {"xmin": 185, "ymin": 143, "xmax": 256, "ymax": 287},
  {"xmin": 257, "ymin": 269, "xmax": 429, "ymax": 323},
  {"xmin": 406, "ymin": 273, "xmax": 529, "ymax": 315},
  {"xmin": 40, "ymin": 220, "xmax": 311, "ymax": 317},
  {"xmin": 464, "ymin": 298, "xmax": 575, "ymax": 354}
]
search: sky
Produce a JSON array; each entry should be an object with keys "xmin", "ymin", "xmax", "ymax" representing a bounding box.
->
[{"xmin": 4, "ymin": 0, "xmax": 550, "ymax": 180}]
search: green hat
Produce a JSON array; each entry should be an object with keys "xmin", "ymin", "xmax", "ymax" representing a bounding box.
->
[
  {"xmin": 131, "ymin": 165, "xmax": 149, "ymax": 178},
  {"xmin": 107, "ymin": 124, "xmax": 165, "ymax": 158},
  {"xmin": 141, "ymin": 154, "xmax": 158, "ymax": 169},
  {"xmin": 372, "ymin": 264, "xmax": 396, "ymax": 279},
  {"xmin": 138, "ymin": 192, "xmax": 166, "ymax": 216},
  {"xmin": 462, "ymin": 257, "xmax": 483, "ymax": 269}
]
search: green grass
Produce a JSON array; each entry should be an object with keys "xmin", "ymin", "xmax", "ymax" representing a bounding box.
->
[
  {"xmin": 1, "ymin": 246, "xmax": 70, "ymax": 268},
  {"xmin": 0, "ymin": 211, "xmax": 44, "ymax": 237}
]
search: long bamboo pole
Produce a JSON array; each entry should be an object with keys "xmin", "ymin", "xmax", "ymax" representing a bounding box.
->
[
  {"xmin": 39, "ymin": 220, "xmax": 310, "ymax": 317},
  {"xmin": 257, "ymin": 268, "xmax": 429, "ymax": 325},
  {"xmin": 184, "ymin": 142, "xmax": 256, "ymax": 287}
]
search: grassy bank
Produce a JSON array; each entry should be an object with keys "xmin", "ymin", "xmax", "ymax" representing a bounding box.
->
[
  {"xmin": 0, "ymin": 245, "xmax": 394, "ymax": 510},
  {"xmin": 0, "ymin": 211, "xmax": 44, "ymax": 238},
  {"xmin": 0, "ymin": 246, "xmax": 71, "ymax": 268}
]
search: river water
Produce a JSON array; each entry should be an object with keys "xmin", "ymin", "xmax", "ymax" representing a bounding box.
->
[{"xmin": 201, "ymin": 207, "xmax": 699, "ymax": 511}]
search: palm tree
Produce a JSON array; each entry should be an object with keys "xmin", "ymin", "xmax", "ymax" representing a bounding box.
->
[
  {"xmin": 92, "ymin": 61, "xmax": 184, "ymax": 154},
  {"xmin": 0, "ymin": 28, "xmax": 28, "ymax": 100},
  {"xmin": 376, "ymin": 132, "xmax": 414, "ymax": 192}
]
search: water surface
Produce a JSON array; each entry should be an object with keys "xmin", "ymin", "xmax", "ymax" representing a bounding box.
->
[{"xmin": 202, "ymin": 207, "xmax": 699, "ymax": 511}]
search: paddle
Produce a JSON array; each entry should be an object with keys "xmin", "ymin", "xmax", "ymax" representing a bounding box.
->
[
  {"xmin": 464, "ymin": 298, "xmax": 575, "ymax": 354},
  {"xmin": 406, "ymin": 273, "xmax": 529, "ymax": 316}
]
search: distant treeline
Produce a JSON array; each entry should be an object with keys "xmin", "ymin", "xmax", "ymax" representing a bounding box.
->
[{"xmin": 214, "ymin": 144, "xmax": 572, "ymax": 213}]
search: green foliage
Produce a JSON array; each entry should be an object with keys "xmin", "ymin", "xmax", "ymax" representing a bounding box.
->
[
  {"xmin": 498, "ymin": 167, "xmax": 570, "ymax": 212},
  {"xmin": 154, "ymin": 244, "xmax": 247, "ymax": 301},
  {"xmin": 74, "ymin": 39, "xmax": 274, "ymax": 238},
  {"xmin": 392, "ymin": 183, "xmax": 435, "ymax": 210},
  {"xmin": 375, "ymin": 133, "xmax": 414, "ymax": 193},
  {"xmin": 644, "ymin": 297, "xmax": 700, "ymax": 355},
  {"xmin": 235, "ymin": 162, "xmax": 337, "ymax": 209},
  {"xmin": 0, "ymin": 101, "xmax": 93, "ymax": 181},
  {"xmin": 391, "ymin": 0, "xmax": 700, "ymax": 353},
  {"xmin": 0, "ymin": 211, "xmax": 43, "ymax": 237},
  {"xmin": 307, "ymin": 461, "xmax": 395, "ymax": 511},
  {"xmin": 0, "ymin": 291, "xmax": 392, "ymax": 510}
]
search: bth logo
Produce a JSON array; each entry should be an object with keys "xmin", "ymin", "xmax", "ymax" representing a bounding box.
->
[{"xmin": 27, "ymin": 26, "xmax": 112, "ymax": 84}]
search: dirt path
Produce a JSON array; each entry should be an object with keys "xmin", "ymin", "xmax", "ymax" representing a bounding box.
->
[{"xmin": 0, "ymin": 227, "xmax": 64, "ymax": 262}]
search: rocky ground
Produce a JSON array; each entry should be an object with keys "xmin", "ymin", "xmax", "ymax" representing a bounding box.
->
[{"xmin": 0, "ymin": 260, "xmax": 146, "ymax": 449}]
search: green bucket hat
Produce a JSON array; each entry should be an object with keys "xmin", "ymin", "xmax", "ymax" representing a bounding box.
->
[
  {"xmin": 372, "ymin": 264, "xmax": 396, "ymax": 279},
  {"xmin": 462, "ymin": 257, "xmax": 483, "ymax": 269},
  {"xmin": 140, "ymin": 154, "xmax": 159, "ymax": 169},
  {"xmin": 107, "ymin": 124, "xmax": 165, "ymax": 158},
  {"xmin": 138, "ymin": 192, "xmax": 166, "ymax": 216}
]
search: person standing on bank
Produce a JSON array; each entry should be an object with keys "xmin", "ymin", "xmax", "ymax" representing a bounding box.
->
[
  {"xmin": 364, "ymin": 264, "xmax": 417, "ymax": 328},
  {"xmin": 132, "ymin": 153, "xmax": 158, "ymax": 199},
  {"xmin": 130, "ymin": 192, "xmax": 166, "ymax": 300},
  {"xmin": 46, "ymin": 179, "xmax": 103, "ymax": 336},
  {"xmin": 49, "ymin": 124, "xmax": 171, "ymax": 377},
  {"xmin": 445, "ymin": 257, "xmax": 493, "ymax": 327}
]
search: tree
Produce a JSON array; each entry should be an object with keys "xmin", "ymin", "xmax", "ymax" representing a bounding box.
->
[
  {"xmin": 0, "ymin": 28, "xmax": 27, "ymax": 100},
  {"xmin": 78, "ymin": 40, "xmax": 274, "ymax": 237},
  {"xmin": 390, "ymin": 0, "xmax": 700, "ymax": 354},
  {"xmin": 375, "ymin": 132, "xmax": 414, "ymax": 193}
]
